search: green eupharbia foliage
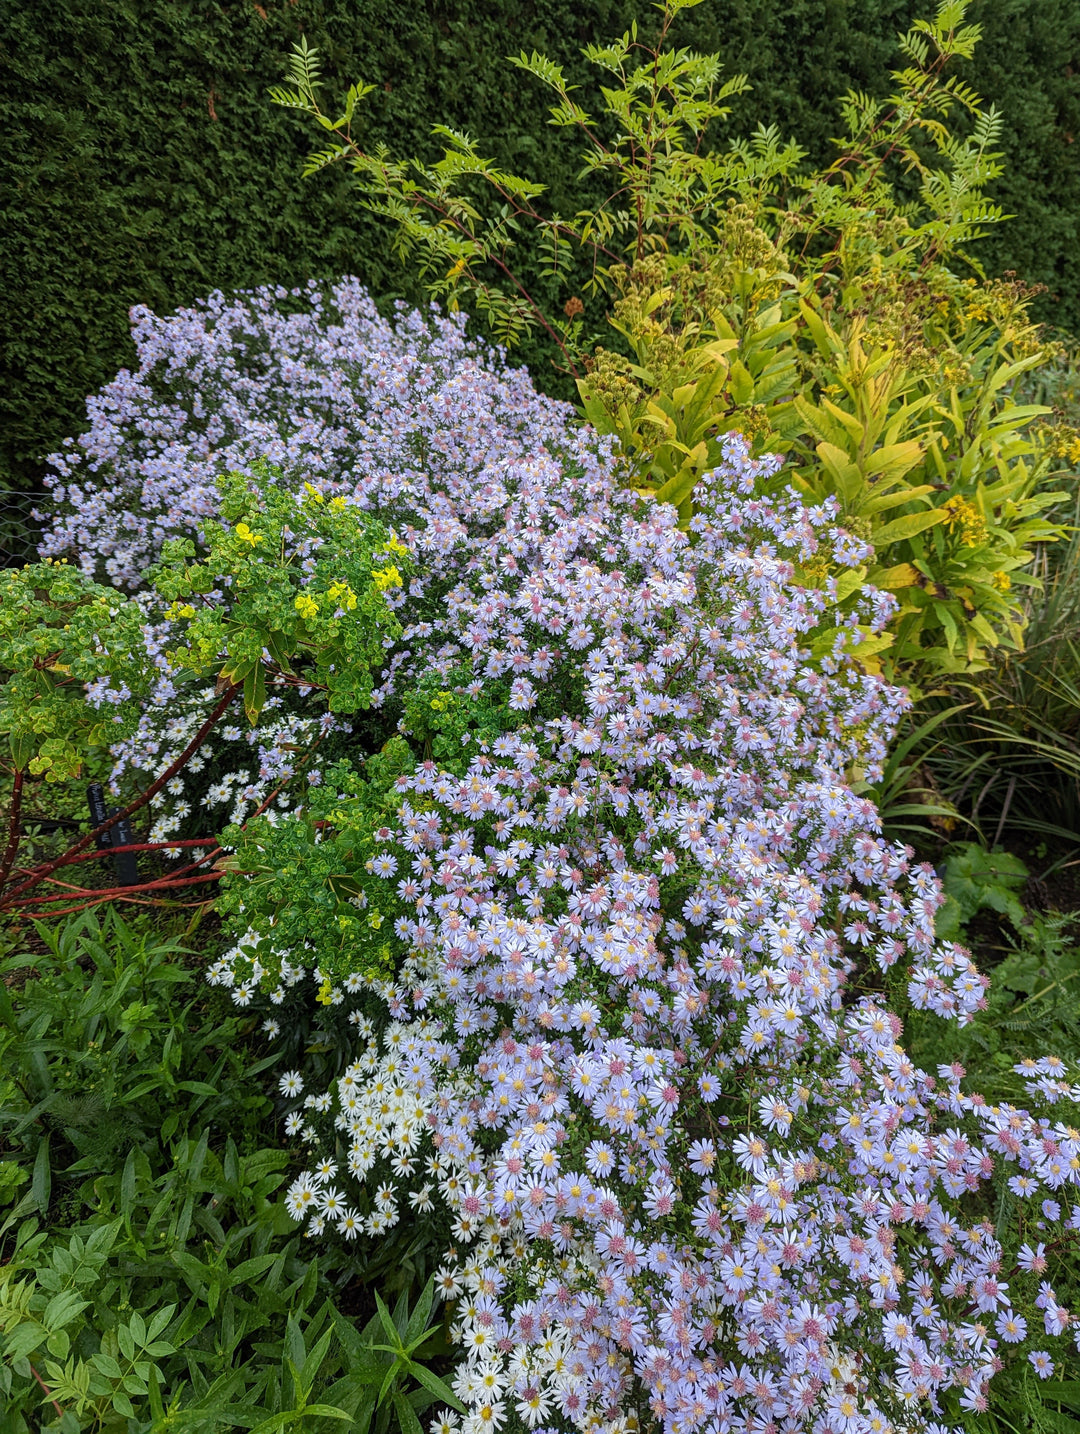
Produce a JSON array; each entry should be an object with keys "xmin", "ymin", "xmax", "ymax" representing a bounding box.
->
[
  {"xmin": 0, "ymin": 910, "xmax": 455, "ymax": 1431},
  {"xmin": 154, "ymin": 468, "xmax": 409, "ymax": 724},
  {"xmin": 400, "ymin": 664, "xmax": 519, "ymax": 774},
  {"xmin": 278, "ymin": 0, "xmax": 1077, "ymax": 689},
  {"xmin": 218, "ymin": 661, "xmax": 526, "ymax": 997},
  {"xmin": 217, "ymin": 742, "xmax": 416, "ymax": 997},
  {"xmin": 0, "ymin": 465, "xmax": 411, "ymax": 923},
  {"xmin": 0, "ymin": 466, "xmax": 406, "ymax": 793},
  {"xmin": 0, "ymin": 563, "xmax": 158, "ymax": 783}
]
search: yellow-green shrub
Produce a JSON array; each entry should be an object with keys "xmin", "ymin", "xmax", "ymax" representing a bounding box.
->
[
  {"xmin": 276, "ymin": 0, "xmax": 1077, "ymax": 689},
  {"xmin": 582, "ymin": 236, "xmax": 1073, "ymax": 686}
]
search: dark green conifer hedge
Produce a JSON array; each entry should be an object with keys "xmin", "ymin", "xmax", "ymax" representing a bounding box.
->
[{"xmin": 3, "ymin": 0, "xmax": 1079, "ymax": 491}]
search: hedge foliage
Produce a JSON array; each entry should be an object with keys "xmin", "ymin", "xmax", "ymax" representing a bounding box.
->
[{"xmin": 4, "ymin": 0, "xmax": 1080, "ymax": 492}]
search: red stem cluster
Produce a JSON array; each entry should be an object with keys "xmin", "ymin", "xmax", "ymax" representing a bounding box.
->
[
  {"xmin": 0, "ymin": 681, "xmax": 296, "ymax": 919},
  {"xmin": 1, "ymin": 681, "xmax": 330, "ymax": 920}
]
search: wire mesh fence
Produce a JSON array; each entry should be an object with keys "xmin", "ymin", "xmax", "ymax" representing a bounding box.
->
[{"xmin": 1, "ymin": 489, "xmax": 45, "ymax": 567}]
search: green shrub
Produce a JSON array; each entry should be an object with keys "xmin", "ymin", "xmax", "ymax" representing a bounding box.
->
[{"xmin": 283, "ymin": 0, "xmax": 1077, "ymax": 688}]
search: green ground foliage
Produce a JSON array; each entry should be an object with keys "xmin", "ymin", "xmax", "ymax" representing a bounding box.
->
[
  {"xmin": 0, "ymin": 911, "xmax": 458, "ymax": 1431},
  {"xmin": 4, "ymin": 0, "xmax": 1080, "ymax": 492}
]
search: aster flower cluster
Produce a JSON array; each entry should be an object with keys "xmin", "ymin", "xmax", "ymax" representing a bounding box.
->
[
  {"xmin": 40, "ymin": 277, "xmax": 573, "ymax": 589},
  {"xmin": 203, "ymin": 424, "xmax": 1080, "ymax": 1434},
  {"xmin": 42, "ymin": 286, "xmax": 1079, "ymax": 1433},
  {"xmin": 109, "ymin": 684, "xmax": 340, "ymax": 855}
]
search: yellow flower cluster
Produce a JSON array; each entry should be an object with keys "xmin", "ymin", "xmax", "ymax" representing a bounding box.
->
[
  {"xmin": 328, "ymin": 580, "xmax": 358, "ymax": 611},
  {"xmin": 235, "ymin": 522, "xmax": 262, "ymax": 547},
  {"xmin": 372, "ymin": 564, "xmax": 402, "ymax": 591},
  {"xmin": 942, "ymin": 496, "xmax": 987, "ymax": 547},
  {"xmin": 1042, "ymin": 426, "xmax": 1080, "ymax": 466},
  {"xmin": 294, "ymin": 593, "xmax": 319, "ymax": 620}
]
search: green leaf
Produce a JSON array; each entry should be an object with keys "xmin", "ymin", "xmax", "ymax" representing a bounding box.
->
[
  {"xmin": 8, "ymin": 730, "xmax": 35, "ymax": 770},
  {"xmin": 120, "ymin": 1148, "xmax": 137, "ymax": 1217},
  {"xmin": 112, "ymin": 1391, "xmax": 136, "ymax": 1419},
  {"xmin": 392, "ymin": 1387, "xmax": 426, "ymax": 1434},
  {"xmin": 3, "ymin": 1322, "xmax": 48, "ymax": 1362},
  {"xmin": 861, "ymin": 440, "xmax": 924, "ymax": 484},
  {"xmin": 43, "ymin": 1290, "xmax": 90, "ymax": 1330},
  {"xmin": 869, "ymin": 562, "xmax": 920, "ymax": 591},
  {"xmin": 403, "ymin": 1281, "xmax": 435, "ymax": 1348},
  {"xmin": 376, "ymin": 1356, "xmax": 400, "ymax": 1409},
  {"xmin": 651, "ymin": 462, "xmax": 700, "ymax": 512},
  {"xmin": 118, "ymin": 1321, "xmax": 136, "ymax": 1361},
  {"xmin": 815, "ymin": 442, "xmax": 862, "ymax": 506},
  {"xmin": 243, "ymin": 662, "xmax": 268, "ymax": 726},
  {"xmin": 31, "ymin": 1136, "xmax": 50, "ymax": 1216},
  {"xmin": 228, "ymin": 1253, "xmax": 282, "ymax": 1287},
  {"xmin": 832, "ymin": 567, "xmax": 867, "ymax": 603},
  {"xmin": 872, "ymin": 508, "xmax": 947, "ymax": 547},
  {"xmin": 407, "ymin": 1361, "xmax": 466, "ymax": 1413},
  {"xmin": 374, "ymin": 1291, "xmax": 401, "ymax": 1351},
  {"xmin": 297, "ymin": 1325, "xmax": 336, "ymax": 1395},
  {"xmin": 147, "ymin": 1363, "xmax": 165, "ymax": 1422},
  {"xmin": 264, "ymin": 629, "xmax": 295, "ymax": 674},
  {"xmin": 728, "ymin": 358, "xmax": 754, "ymax": 407}
]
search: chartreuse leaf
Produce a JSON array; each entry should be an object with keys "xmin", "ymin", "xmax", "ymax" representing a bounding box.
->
[{"xmin": 873, "ymin": 509, "xmax": 947, "ymax": 546}]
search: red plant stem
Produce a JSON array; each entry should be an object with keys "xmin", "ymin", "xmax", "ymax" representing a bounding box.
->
[
  {"xmin": 0, "ymin": 682, "xmax": 240, "ymax": 911},
  {"xmin": 29, "ymin": 1363, "xmax": 65, "ymax": 1421},
  {"xmin": 0, "ymin": 766, "xmax": 24, "ymax": 889},
  {"xmin": 29, "ymin": 838, "xmax": 217, "ymax": 874},
  {"xmin": 9, "ymin": 870, "xmax": 223, "ymax": 912},
  {"xmin": 12, "ymin": 773, "xmax": 319, "ymax": 912},
  {"xmin": 15, "ymin": 857, "xmax": 221, "ymax": 904},
  {"xmin": 20, "ymin": 895, "xmax": 219, "ymax": 917},
  {"xmin": 151, "ymin": 723, "xmax": 329, "ymax": 886},
  {"xmin": 6, "ymin": 683, "xmax": 328, "ymax": 920}
]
